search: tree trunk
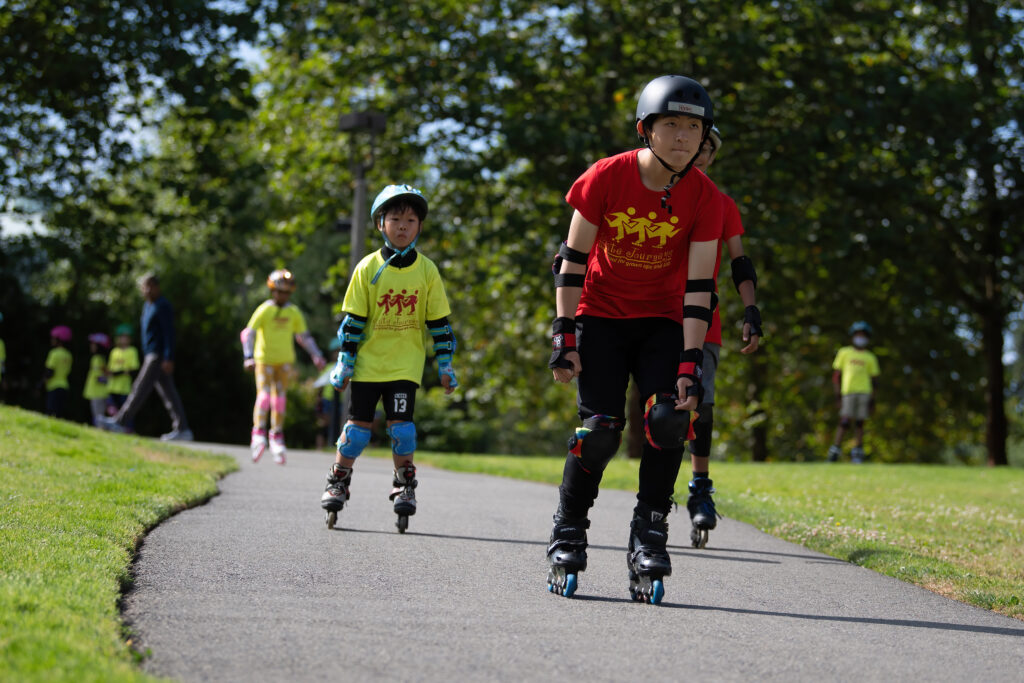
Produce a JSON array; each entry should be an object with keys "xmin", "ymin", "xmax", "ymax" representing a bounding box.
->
[
  {"xmin": 982, "ymin": 299, "xmax": 1009, "ymax": 466},
  {"xmin": 750, "ymin": 354, "xmax": 768, "ymax": 462}
]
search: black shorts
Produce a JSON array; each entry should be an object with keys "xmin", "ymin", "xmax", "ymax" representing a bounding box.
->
[
  {"xmin": 348, "ymin": 380, "xmax": 418, "ymax": 422},
  {"xmin": 576, "ymin": 315, "xmax": 683, "ymax": 419}
]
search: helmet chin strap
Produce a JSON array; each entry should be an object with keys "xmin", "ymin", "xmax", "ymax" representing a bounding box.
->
[
  {"xmin": 644, "ymin": 127, "xmax": 710, "ymax": 214},
  {"xmin": 371, "ymin": 227, "xmax": 420, "ymax": 285}
]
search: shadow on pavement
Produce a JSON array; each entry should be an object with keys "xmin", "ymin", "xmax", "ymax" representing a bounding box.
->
[{"xmin": 685, "ymin": 604, "xmax": 1024, "ymax": 637}]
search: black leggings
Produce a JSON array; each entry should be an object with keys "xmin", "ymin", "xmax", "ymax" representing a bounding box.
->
[{"xmin": 559, "ymin": 315, "xmax": 686, "ymax": 516}]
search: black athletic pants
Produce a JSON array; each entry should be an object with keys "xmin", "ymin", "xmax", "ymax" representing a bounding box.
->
[{"xmin": 559, "ymin": 315, "xmax": 685, "ymax": 518}]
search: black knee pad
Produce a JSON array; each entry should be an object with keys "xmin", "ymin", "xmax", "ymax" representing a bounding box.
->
[
  {"xmin": 854, "ymin": 419, "xmax": 865, "ymax": 429},
  {"xmin": 690, "ymin": 403, "xmax": 713, "ymax": 458},
  {"xmin": 568, "ymin": 415, "xmax": 624, "ymax": 474},
  {"xmin": 839, "ymin": 416, "xmax": 852, "ymax": 428}
]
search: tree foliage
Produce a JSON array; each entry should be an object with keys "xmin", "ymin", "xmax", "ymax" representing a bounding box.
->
[{"xmin": 2, "ymin": 1, "xmax": 1021, "ymax": 462}]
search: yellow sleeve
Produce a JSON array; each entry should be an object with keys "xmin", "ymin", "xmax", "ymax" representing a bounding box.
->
[
  {"xmin": 869, "ymin": 352, "xmax": 880, "ymax": 377},
  {"xmin": 342, "ymin": 256, "xmax": 374, "ymax": 317},
  {"xmin": 832, "ymin": 348, "xmax": 846, "ymax": 371},
  {"xmin": 425, "ymin": 261, "xmax": 452, "ymax": 320},
  {"xmin": 247, "ymin": 301, "xmax": 270, "ymax": 329}
]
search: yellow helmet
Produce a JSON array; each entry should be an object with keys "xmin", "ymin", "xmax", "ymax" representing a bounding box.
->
[{"xmin": 267, "ymin": 269, "xmax": 296, "ymax": 292}]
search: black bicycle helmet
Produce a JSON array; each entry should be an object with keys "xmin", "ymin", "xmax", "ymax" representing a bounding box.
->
[{"xmin": 635, "ymin": 75, "xmax": 715, "ymax": 213}]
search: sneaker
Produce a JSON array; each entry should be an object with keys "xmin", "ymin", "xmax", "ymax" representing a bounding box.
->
[
  {"xmin": 269, "ymin": 431, "xmax": 286, "ymax": 465},
  {"xmin": 96, "ymin": 416, "xmax": 129, "ymax": 434},
  {"xmin": 250, "ymin": 429, "xmax": 268, "ymax": 463},
  {"xmin": 850, "ymin": 446, "xmax": 866, "ymax": 464},
  {"xmin": 827, "ymin": 445, "xmax": 842, "ymax": 462},
  {"xmin": 160, "ymin": 428, "xmax": 194, "ymax": 442}
]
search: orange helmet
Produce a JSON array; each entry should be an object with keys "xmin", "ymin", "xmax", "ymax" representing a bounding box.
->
[{"xmin": 267, "ymin": 269, "xmax": 296, "ymax": 292}]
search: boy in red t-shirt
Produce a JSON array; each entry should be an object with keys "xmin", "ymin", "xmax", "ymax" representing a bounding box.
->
[
  {"xmin": 546, "ymin": 75, "xmax": 721, "ymax": 604},
  {"xmin": 683, "ymin": 127, "xmax": 764, "ymax": 549}
]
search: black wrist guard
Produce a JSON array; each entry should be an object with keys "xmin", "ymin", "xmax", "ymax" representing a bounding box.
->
[
  {"xmin": 549, "ymin": 317, "xmax": 577, "ymax": 370},
  {"xmin": 744, "ymin": 305, "xmax": 763, "ymax": 337}
]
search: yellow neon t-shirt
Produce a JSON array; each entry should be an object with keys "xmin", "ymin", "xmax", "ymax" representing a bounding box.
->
[
  {"xmin": 45, "ymin": 347, "xmax": 72, "ymax": 391},
  {"xmin": 342, "ymin": 250, "xmax": 451, "ymax": 384},
  {"xmin": 107, "ymin": 346, "xmax": 139, "ymax": 395},
  {"xmin": 832, "ymin": 346, "xmax": 880, "ymax": 395},
  {"xmin": 246, "ymin": 300, "xmax": 308, "ymax": 365},
  {"xmin": 83, "ymin": 354, "xmax": 109, "ymax": 400}
]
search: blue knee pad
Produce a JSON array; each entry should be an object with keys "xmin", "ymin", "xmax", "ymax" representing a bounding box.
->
[
  {"xmin": 337, "ymin": 424, "xmax": 371, "ymax": 458},
  {"xmin": 387, "ymin": 421, "xmax": 417, "ymax": 456}
]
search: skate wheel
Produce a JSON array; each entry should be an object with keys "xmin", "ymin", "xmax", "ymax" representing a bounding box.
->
[
  {"xmin": 562, "ymin": 573, "xmax": 577, "ymax": 598},
  {"xmin": 650, "ymin": 579, "xmax": 665, "ymax": 605},
  {"xmin": 325, "ymin": 510, "xmax": 337, "ymax": 530},
  {"xmin": 396, "ymin": 515, "xmax": 408, "ymax": 533},
  {"xmin": 691, "ymin": 527, "xmax": 709, "ymax": 549}
]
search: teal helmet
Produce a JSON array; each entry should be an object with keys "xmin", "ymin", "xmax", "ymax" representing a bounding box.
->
[
  {"xmin": 370, "ymin": 184, "xmax": 428, "ymax": 228},
  {"xmin": 115, "ymin": 323, "xmax": 133, "ymax": 336},
  {"xmin": 848, "ymin": 321, "xmax": 873, "ymax": 337}
]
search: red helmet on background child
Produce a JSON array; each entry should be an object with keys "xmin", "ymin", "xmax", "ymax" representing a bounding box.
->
[{"xmin": 51, "ymin": 325, "xmax": 72, "ymax": 342}]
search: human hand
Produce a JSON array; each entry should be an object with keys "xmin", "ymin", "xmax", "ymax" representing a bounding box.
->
[
  {"xmin": 552, "ymin": 351, "xmax": 581, "ymax": 383},
  {"xmin": 676, "ymin": 376, "xmax": 698, "ymax": 411},
  {"xmin": 741, "ymin": 305, "xmax": 763, "ymax": 354},
  {"xmin": 161, "ymin": 360, "xmax": 174, "ymax": 375},
  {"xmin": 329, "ymin": 353, "xmax": 355, "ymax": 391},
  {"xmin": 313, "ymin": 355, "xmax": 326, "ymax": 371},
  {"xmin": 438, "ymin": 360, "xmax": 458, "ymax": 394},
  {"xmin": 243, "ymin": 358, "xmax": 256, "ymax": 371}
]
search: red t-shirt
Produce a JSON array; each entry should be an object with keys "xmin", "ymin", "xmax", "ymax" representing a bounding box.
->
[
  {"xmin": 705, "ymin": 192, "xmax": 746, "ymax": 345},
  {"xmin": 565, "ymin": 150, "xmax": 723, "ymax": 324}
]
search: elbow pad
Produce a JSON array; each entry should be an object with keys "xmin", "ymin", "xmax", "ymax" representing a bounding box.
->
[
  {"xmin": 552, "ymin": 242, "xmax": 588, "ymax": 288},
  {"xmin": 683, "ymin": 278, "xmax": 717, "ymax": 323},
  {"xmin": 730, "ymin": 255, "xmax": 758, "ymax": 292},
  {"xmin": 427, "ymin": 317, "xmax": 457, "ymax": 361}
]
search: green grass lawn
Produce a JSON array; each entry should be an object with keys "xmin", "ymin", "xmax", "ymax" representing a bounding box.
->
[
  {"xmin": 0, "ymin": 405, "xmax": 237, "ymax": 682},
  {"xmin": 411, "ymin": 451, "xmax": 1024, "ymax": 621}
]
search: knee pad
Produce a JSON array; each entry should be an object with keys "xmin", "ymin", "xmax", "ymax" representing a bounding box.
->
[
  {"xmin": 840, "ymin": 416, "xmax": 852, "ymax": 428},
  {"xmin": 272, "ymin": 395, "xmax": 287, "ymax": 415},
  {"xmin": 337, "ymin": 424, "xmax": 371, "ymax": 458},
  {"xmin": 387, "ymin": 421, "xmax": 417, "ymax": 456},
  {"xmin": 690, "ymin": 403, "xmax": 714, "ymax": 458},
  {"xmin": 568, "ymin": 415, "xmax": 624, "ymax": 474},
  {"xmin": 854, "ymin": 419, "xmax": 865, "ymax": 429},
  {"xmin": 256, "ymin": 391, "xmax": 271, "ymax": 412},
  {"xmin": 643, "ymin": 393, "xmax": 693, "ymax": 450}
]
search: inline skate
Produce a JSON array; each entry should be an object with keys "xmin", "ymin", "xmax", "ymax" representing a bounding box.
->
[
  {"xmin": 546, "ymin": 509, "xmax": 589, "ymax": 598},
  {"xmin": 388, "ymin": 464, "xmax": 418, "ymax": 533},
  {"xmin": 686, "ymin": 477, "xmax": 720, "ymax": 549},
  {"xmin": 627, "ymin": 502, "xmax": 672, "ymax": 605},
  {"xmin": 321, "ymin": 463, "xmax": 353, "ymax": 529}
]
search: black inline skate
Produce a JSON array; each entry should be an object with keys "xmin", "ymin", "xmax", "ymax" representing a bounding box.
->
[
  {"xmin": 321, "ymin": 463, "xmax": 353, "ymax": 529},
  {"xmin": 388, "ymin": 464, "xmax": 418, "ymax": 533},
  {"xmin": 546, "ymin": 509, "xmax": 589, "ymax": 598},
  {"xmin": 627, "ymin": 502, "xmax": 672, "ymax": 605},
  {"xmin": 686, "ymin": 477, "xmax": 720, "ymax": 549}
]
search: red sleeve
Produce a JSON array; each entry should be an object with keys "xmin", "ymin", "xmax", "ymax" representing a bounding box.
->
[
  {"xmin": 565, "ymin": 160, "xmax": 606, "ymax": 228},
  {"xmin": 722, "ymin": 194, "xmax": 745, "ymax": 240},
  {"xmin": 690, "ymin": 176, "xmax": 724, "ymax": 242}
]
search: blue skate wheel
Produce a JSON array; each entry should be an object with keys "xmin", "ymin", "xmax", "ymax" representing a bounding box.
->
[
  {"xmin": 650, "ymin": 579, "xmax": 664, "ymax": 605},
  {"xmin": 563, "ymin": 573, "xmax": 577, "ymax": 598}
]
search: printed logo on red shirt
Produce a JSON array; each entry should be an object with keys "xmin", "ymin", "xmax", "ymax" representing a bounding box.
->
[{"xmin": 606, "ymin": 207, "xmax": 681, "ymax": 247}]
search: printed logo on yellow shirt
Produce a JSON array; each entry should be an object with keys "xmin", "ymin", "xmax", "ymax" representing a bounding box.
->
[{"xmin": 375, "ymin": 289, "xmax": 421, "ymax": 332}]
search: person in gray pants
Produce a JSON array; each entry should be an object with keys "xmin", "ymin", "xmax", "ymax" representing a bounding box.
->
[{"xmin": 98, "ymin": 274, "xmax": 192, "ymax": 441}]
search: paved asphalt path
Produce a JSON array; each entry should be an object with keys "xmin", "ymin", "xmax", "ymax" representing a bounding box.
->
[{"xmin": 122, "ymin": 443, "xmax": 1024, "ymax": 682}]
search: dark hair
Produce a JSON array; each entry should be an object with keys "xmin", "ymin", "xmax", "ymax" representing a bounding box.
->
[{"xmin": 380, "ymin": 198, "xmax": 426, "ymax": 222}]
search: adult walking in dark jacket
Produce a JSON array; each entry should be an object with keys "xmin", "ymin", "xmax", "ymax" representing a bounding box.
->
[{"xmin": 99, "ymin": 274, "xmax": 193, "ymax": 441}]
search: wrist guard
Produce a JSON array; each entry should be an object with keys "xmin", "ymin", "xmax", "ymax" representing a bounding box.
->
[
  {"xmin": 744, "ymin": 305, "xmax": 763, "ymax": 337},
  {"xmin": 549, "ymin": 317, "xmax": 577, "ymax": 370},
  {"xmin": 677, "ymin": 347, "xmax": 704, "ymax": 400}
]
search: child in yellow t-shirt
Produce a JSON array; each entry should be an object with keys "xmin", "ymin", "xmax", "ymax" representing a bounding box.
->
[
  {"xmin": 84, "ymin": 333, "xmax": 111, "ymax": 426},
  {"xmin": 107, "ymin": 323, "xmax": 140, "ymax": 420},
  {"xmin": 45, "ymin": 325, "xmax": 73, "ymax": 418},
  {"xmin": 240, "ymin": 269, "xmax": 326, "ymax": 465},
  {"xmin": 320, "ymin": 184, "xmax": 458, "ymax": 533},
  {"xmin": 828, "ymin": 321, "xmax": 880, "ymax": 463}
]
